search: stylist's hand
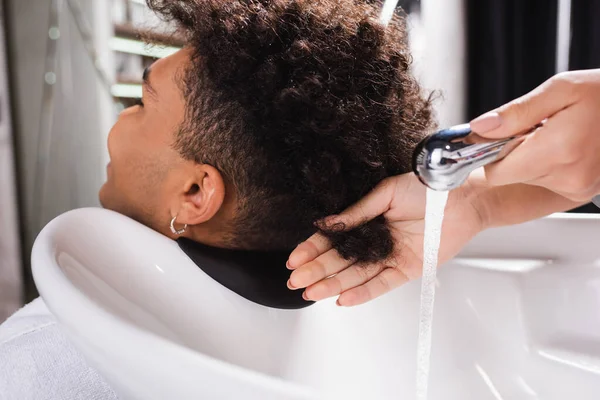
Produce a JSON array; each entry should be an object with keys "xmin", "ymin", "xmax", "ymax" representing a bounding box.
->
[
  {"xmin": 287, "ymin": 174, "xmax": 580, "ymax": 306},
  {"xmin": 470, "ymin": 69, "xmax": 600, "ymax": 201},
  {"xmin": 286, "ymin": 174, "xmax": 486, "ymax": 306}
]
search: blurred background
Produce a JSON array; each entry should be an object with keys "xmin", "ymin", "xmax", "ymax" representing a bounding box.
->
[{"xmin": 0, "ymin": 0, "xmax": 598, "ymax": 322}]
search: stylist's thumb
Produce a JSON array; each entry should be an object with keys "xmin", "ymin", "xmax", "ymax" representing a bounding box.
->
[{"xmin": 469, "ymin": 74, "xmax": 578, "ymax": 138}]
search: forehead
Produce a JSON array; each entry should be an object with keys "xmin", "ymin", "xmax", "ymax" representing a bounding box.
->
[
  {"xmin": 152, "ymin": 47, "xmax": 191, "ymax": 81},
  {"xmin": 148, "ymin": 48, "xmax": 191, "ymax": 122}
]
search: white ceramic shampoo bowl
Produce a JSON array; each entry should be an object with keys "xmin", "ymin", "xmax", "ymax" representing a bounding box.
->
[{"xmin": 32, "ymin": 208, "xmax": 600, "ymax": 399}]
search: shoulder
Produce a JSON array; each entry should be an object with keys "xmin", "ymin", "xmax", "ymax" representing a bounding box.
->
[{"xmin": 0, "ymin": 298, "xmax": 118, "ymax": 400}]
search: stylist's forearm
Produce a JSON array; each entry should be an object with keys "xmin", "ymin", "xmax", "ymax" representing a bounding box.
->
[{"xmin": 479, "ymin": 184, "xmax": 585, "ymax": 228}]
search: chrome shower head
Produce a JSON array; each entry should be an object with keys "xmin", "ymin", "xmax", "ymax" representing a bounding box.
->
[
  {"xmin": 412, "ymin": 123, "xmax": 600, "ymax": 208},
  {"xmin": 412, "ymin": 124, "xmax": 516, "ymax": 191}
]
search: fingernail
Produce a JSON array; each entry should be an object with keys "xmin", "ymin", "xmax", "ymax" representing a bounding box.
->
[
  {"xmin": 470, "ymin": 112, "xmax": 502, "ymax": 133},
  {"xmin": 286, "ymin": 261, "xmax": 293, "ymax": 270},
  {"xmin": 287, "ymin": 279, "xmax": 297, "ymax": 290},
  {"xmin": 317, "ymin": 215, "xmax": 340, "ymax": 228},
  {"xmin": 323, "ymin": 215, "xmax": 340, "ymax": 225},
  {"xmin": 302, "ymin": 291, "xmax": 309, "ymax": 301}
]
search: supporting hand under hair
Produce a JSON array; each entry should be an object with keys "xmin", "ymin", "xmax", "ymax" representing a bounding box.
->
[{"xmin": 286, "ymin": 173, "xmax": 580, "ymax": 306}]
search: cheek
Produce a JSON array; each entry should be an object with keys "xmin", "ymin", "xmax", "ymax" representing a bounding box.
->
[
  {"xmin": 102, "ymin": 110, "xmax": 180, "ymax": 220},
  {"xmin": 108, "ymin": 116, "xmax": 149, "ymax": 176},
  {"xmin": 107, "ymin": 116, "xmax": 134, "ymax": 164},
  {"xmin": 106, "ymin": 122, "xmax": 162, "ymax": 185},
  {"xmin": 104, "ymin": 117, "xmax": 152, "ymax": 208}
]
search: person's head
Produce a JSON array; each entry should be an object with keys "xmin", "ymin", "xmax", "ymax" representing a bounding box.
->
[{"xmin": 99, "ymin": 0, "xmax": 433, "ymax": 264}]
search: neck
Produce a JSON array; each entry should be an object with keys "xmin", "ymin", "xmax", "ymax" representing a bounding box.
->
[
  {"xmin": 181, "ymin": 219, "xmax": 233, "ymax": 248},
  {"xmin": 171, "ymin": 190, "xmax": 238, "ymax": 247}
]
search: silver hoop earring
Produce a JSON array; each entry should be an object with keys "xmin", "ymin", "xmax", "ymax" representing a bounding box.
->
[{"xmin": 170, "ymin": 215, "xmax": 188, "ymax": 235}]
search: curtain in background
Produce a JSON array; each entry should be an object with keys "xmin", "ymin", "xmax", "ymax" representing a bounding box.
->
[
  {"xmin": 569, "ymin": 0, "xmax": 600, "ymax": 70},
  {"xmin": 466, "ymin": 0, "xmax": 558, "ymax": 119},
  {"xmin": 569, "ymin": 0, "xmax": 600, "ymax": 213},
  {"xmin": 0, "ymin": 0, "xmax": 22, "ymax": 322},
  {"xmin": 5, "ymin": 0, "xmax": 115, "ymax": 302}
]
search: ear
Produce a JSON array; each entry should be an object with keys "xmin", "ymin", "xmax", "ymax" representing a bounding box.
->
[{"xmin": 176, "ymin": 164, "xmax": 226, "ymax": 226}]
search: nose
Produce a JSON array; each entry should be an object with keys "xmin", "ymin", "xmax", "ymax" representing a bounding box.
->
[{"xmin": 119, "ymin": 105, "xmax": 138, "ymax": 117}]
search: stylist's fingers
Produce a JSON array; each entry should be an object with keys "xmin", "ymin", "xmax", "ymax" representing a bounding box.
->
[
  {"xmin": 337, "ymin": 267, "xmax": 410, "ymax": 307},
  {"xmin": 288, "ymin": 248, "xmax": 353, "ymax": 289},
  {"xmin": 470, "ymin": 73, "xmax": 579, "ymax": 139},
  {"xmin": 303, "ymin": 263, "xmax": 385, "ymax": 301},
  {"xmin": 287, "ymin": 233, "xmax": 332, "ymax": 269},
  {"xmin": 484, "ymin": 100, "xmax": 600, "ymax": 199},
  {"xmin": 317, "ymin": 176, "xmax": 399, "ymax": 230},
  {"xmin": 483, "ymin": 116, "xmax": 561, "ymax": 186},
  {"xmin": 288, "ymin": 176, "xmax": 400, "ymax": 269}
]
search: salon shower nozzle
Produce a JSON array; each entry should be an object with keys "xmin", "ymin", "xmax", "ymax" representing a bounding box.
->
[
  {"xmin": 412, "ymin": 124, "xmax": 600, "ymax": 209},
  {"xmin": 412, "ymin": 124, "xmax": 515, "ymax": 191}
]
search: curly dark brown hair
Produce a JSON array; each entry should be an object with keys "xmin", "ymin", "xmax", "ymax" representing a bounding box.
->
[{"xmin": 146, "ymin": 0, "xmax": 434, "ymax": 263}]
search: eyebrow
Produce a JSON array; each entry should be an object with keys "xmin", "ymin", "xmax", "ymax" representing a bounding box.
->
[{"xmin": 142, "ymin": 67, "xmax": 157, "ymax": 99}]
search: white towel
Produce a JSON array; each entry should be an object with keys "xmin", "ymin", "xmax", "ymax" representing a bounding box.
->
[{"xmin": 0, "ymin": 298, "xmax": 118, "ymax": 400}]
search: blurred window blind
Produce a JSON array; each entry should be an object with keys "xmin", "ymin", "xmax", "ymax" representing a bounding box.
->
[{"xmin": 111, "ymin": 0, "xmax": 182, "ymax": 110}]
